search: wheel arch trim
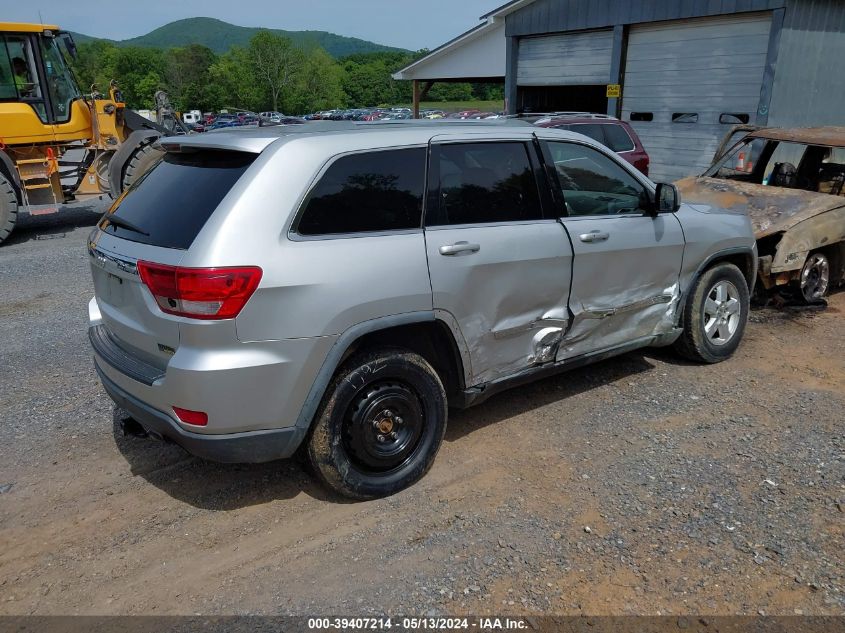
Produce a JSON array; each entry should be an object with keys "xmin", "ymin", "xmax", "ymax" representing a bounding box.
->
[
  {"xmin": 677, "ymin": 246, "xmax": 757, "ymax": 326},
  {"xmin": 293, "ymin": 311, "xmax": 469, "ymax": 432}
]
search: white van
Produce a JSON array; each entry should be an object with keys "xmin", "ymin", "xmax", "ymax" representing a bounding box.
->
[{"xmin": 182, "ymin": 110, "xmax": 202, "ymax": 125}]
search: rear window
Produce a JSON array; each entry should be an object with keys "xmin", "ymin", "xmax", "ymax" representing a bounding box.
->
[{"xmin": 100, "ymin": 150, "xmax": 255, "ymax": 249}]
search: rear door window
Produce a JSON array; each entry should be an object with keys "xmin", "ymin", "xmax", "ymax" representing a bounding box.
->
[
  {"xmin": 296, "ymin": 148, "xmax": 426, "ymax": 236},
  {"xmin": 554, "ymin": 123, "xmax": 635, "ymax": 153},
  {"xmin": 427, "ymin": 142, "xmax": 542, "ymax": 226},
  {"xmin": 558, "ymin": 123, "xmax": 605, "ymax": 146},
  {"xmin": 100, "ymin": 150, "xmax": 255, "ymax": 249},
  {"xmin": 602, "ymin": 124, "xmax": 635, "ymax": 152}
]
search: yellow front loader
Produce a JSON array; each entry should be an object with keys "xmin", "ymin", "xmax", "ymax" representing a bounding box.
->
[{"xmin": 0, "ymin": 22, "xmax": 185, "ymax": 243}]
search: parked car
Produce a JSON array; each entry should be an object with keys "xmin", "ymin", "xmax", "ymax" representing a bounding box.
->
[
  {"xmin": 447, "ymin": 110, "xmax": 481, "ymax": 119},
  {"xmin": 88, "ymin": 122, "xmax": 756, "ymax": 499},
  {"xmin": 677, "ymin": 125, "xmax": 845, "ymax": 303},
  {"xmin": 207, "ymin": 120, "xmax": 240, "ymax": 130},
  {"xmin": 212, "ymin": 113, "xmax": 238, "ymax": 125},
  {"xmin": 535, "ymin": 113, "xmax": 650, "ymax": 176},
  {"xmin": 381, "ymin": 112, "xmax": 411, "ymax": 120}
]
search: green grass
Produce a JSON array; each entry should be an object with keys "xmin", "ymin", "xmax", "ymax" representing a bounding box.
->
[{"xmin": 397, "ymin": 100, "xmax": 505, "ymax": 114}]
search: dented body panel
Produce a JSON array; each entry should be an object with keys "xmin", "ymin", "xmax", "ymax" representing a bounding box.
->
[
  {"xmin": 557, "ymin": 214, "xmax": 685, "ymax": 360},
  {"xmin": 676, "ymin": 177, "xmax": 845, "ymax": 241},
  {"xmin": 425, "ymin": 220, "xmax": 573, "ymax": 385}
]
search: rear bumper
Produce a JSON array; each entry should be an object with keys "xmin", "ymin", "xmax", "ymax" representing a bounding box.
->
[{"xmin": 96, "ymin": 361, "xmax": 305, "ymax": 463}]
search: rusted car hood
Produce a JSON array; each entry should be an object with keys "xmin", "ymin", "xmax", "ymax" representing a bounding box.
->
[{"xmin": 676, "ymin": 176, "xmax": 845, "ymax": 237}]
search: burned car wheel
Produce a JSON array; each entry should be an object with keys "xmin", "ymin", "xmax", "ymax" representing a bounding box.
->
[
  {"xmin": 796, "ymin": 252, "xmax": 830, "ymax": 304},
  {"xmin": 674, "ymin": 262, "xmax": 749, "ymax": 364},
  {"xmin": 307, "ymin": 347, "xmax": 447, "ymax": 500}
]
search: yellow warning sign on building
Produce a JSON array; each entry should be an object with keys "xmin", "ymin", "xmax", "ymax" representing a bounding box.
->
[{"xmin": 606, "ymin": 84, "xmax": 621, "ymax": 98}]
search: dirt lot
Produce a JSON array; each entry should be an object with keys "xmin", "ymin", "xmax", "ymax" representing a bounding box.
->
[{"xmin": 0, "ymin": 207, "xmax": 843, "ymax": 616}]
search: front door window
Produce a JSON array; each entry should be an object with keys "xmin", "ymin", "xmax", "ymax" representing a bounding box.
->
[{"xmin": 1, "ymin": 35, "xmax": 47, "ymax": 121}]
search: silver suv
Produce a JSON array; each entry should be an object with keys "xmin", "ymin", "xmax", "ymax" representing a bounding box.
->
[{"xmin": 88, "ymin": 122, "xmax": 757, "ymax": 499}]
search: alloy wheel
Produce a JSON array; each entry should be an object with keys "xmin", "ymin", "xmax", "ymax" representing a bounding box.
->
[{"xmin": 703, "ymin": 280, "xmax": 742, "ymax": 346}]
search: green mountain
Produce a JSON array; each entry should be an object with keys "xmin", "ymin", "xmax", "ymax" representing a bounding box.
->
[{"xmin": 70, "ymin": 17, "xmax": 408, "ymax": 58}]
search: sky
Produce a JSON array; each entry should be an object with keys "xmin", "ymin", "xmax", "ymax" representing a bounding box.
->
[{"xmin": 4, "ymin": 0, "xmax": 501, "ymax": 50}]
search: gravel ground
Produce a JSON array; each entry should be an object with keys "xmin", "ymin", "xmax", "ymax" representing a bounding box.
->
[{"xmin": 0, "ymin": 207, "xmax": 843, "ymax": 616}]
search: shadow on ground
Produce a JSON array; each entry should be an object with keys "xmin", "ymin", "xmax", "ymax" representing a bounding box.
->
[
  {"xmin": 5, "ymin": 203, "xmax": 104, "ymax": 246},
  {"xmin": 113, "ymin": 350, "xmax": 664, "ymax": 509},
  {"xmin": 111, "ymin": 410, "xmax": 348, "ymax": 510}
]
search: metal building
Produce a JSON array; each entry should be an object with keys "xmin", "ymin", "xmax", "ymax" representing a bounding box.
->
[{"xmin": 398, "ymin": 0, "xmax": 845, "ymax": 182}]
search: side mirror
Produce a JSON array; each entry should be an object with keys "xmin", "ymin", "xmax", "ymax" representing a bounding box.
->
[{"xmin": 655, "ymin": 182, "xmax": 681, "ymax": 214}]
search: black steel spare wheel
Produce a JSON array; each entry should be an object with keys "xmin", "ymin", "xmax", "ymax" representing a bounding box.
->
[
  {"xmin": 307, "ymin": 347, "xmax": 447, "ymax": 500},
  {"xmin": 343, "ymin": 381, "xmax": 425, "ymax": 473}
]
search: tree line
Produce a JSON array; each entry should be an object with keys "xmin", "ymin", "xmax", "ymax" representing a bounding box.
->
[{"xmin": 71, "ymin": 31, "xmax": 504, "ymax": 114}]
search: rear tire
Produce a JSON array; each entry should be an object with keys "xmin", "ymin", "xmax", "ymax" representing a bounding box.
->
[
  {"xmin": 121, "ymin": 141, "xmax": 164, "ymax": 193},
  {"xmin": 307, "ymin": 347, "xmax": 447, "ymax": 500},
  {"xmin": 0, "ymin": 172, "xmax": 18, "ymax": 245},
  {"xmin": 674, "ymin": 262, "xmax": 749, "ymax": 364}
]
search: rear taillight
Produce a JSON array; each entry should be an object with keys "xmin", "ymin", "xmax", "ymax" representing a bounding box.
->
[{"xmin": 137, "ymin": 261, "xmax": 262, "ymax": 320}]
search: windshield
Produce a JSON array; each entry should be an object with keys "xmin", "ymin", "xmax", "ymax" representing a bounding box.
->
[
  {"xmin": 705, "ymin": 138, "xmax": 768, "ymax": 179},
  {"xmin": 706, "ymin": 137, "xmax": 845, "ymax": 195},
  {"xmin": 39, "ymin": 35, "xmax": 80, "ymax": 124}
]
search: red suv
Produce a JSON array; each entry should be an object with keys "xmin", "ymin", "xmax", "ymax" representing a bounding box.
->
[{"xmin": 535, "ymin": 113, "xmax": 650, "ymax": 176}]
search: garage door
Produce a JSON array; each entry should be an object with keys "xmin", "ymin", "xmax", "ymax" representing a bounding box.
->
[
  {"xmin": 517, "ymin": 30, "xmax": 613, "ymax": 86},
  {"xmin": 621, "ymin": 13, "xmax": 772, "ymax": 182}
]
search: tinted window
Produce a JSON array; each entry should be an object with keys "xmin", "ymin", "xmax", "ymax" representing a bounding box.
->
[
  {"xmin": 556, "ymin": 123, "xmax": 604, "ymax": 145},
  {"xmin": 428, "ymin": 142, "xmax": 542, "ymax": 226},
  {"xmin": 602, "ymin": 124, "xmax": 635, "ymax": 152},
  {"xmin": 100, "ymin": 151, "xmax": 255, "ymax": 249},
  {"xmin": 547, "ymin": 142, "xmax": 647, "ymax": 216},
  {"xmin": 630, "ymin": 112, "xmax": 653, "ymax": 121},
  {"xmin": 297, "ymin": 148, "xmax": 425, "ymax": 235}
]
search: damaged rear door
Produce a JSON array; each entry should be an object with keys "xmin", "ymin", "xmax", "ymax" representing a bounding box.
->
[
  {"xmin": 542, "ymin": 140, "xmax": 685, "ymax": 359},
  {"xmin": 424, "ymin": 137, "xmax": 572, "ymax": 385}
]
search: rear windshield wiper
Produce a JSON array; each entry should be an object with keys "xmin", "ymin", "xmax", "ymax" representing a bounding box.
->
[{"xmin": 101, "ymin": 214, "xmax": 150, "ymax": 236}]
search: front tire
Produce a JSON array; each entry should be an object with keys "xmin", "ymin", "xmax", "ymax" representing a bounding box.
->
[
  {"xmin": 307, "ymin": 348, "xmax": 447, "ymax": 500},
  {"xmin": 674, "ymin": 262, "xmax": 750, "ymax": 363},
  {"xmin": 795, "ymin": 251, "xmax": 830, "ymax": 304}
]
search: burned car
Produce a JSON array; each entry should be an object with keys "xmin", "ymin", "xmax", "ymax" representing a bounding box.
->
[{"xmin": 677, "ymin": 126, "xmax": 845, "ymax": 303}]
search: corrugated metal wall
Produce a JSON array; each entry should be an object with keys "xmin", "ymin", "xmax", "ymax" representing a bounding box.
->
[
  {"xmin": 622, "ymin": 13, "xmax": 773, "ymax": 181},
  {"xmin": 768, "ymin": 0, "xmax": 845, "ymax": 127},
  {"xmin": 517, "ymin": 30, "xmax": 614, "ymax": 85},
  {"xmin": 506, "ymin": 0, "xmax": 785, "ymax": 37}
]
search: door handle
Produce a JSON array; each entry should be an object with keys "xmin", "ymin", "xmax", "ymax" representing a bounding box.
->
[
  {"xmin": 439, "ymin": 241, "xmax": 481, "ymax": 256},
  {"xmin": 578, "ymin": 231, "xmax": 610, "ymax": 243}
]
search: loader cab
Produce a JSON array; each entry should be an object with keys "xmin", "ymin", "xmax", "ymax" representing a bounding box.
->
[{"xmin": 0, "ymin": 24, "xmax": 81, "ymax": 128}]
